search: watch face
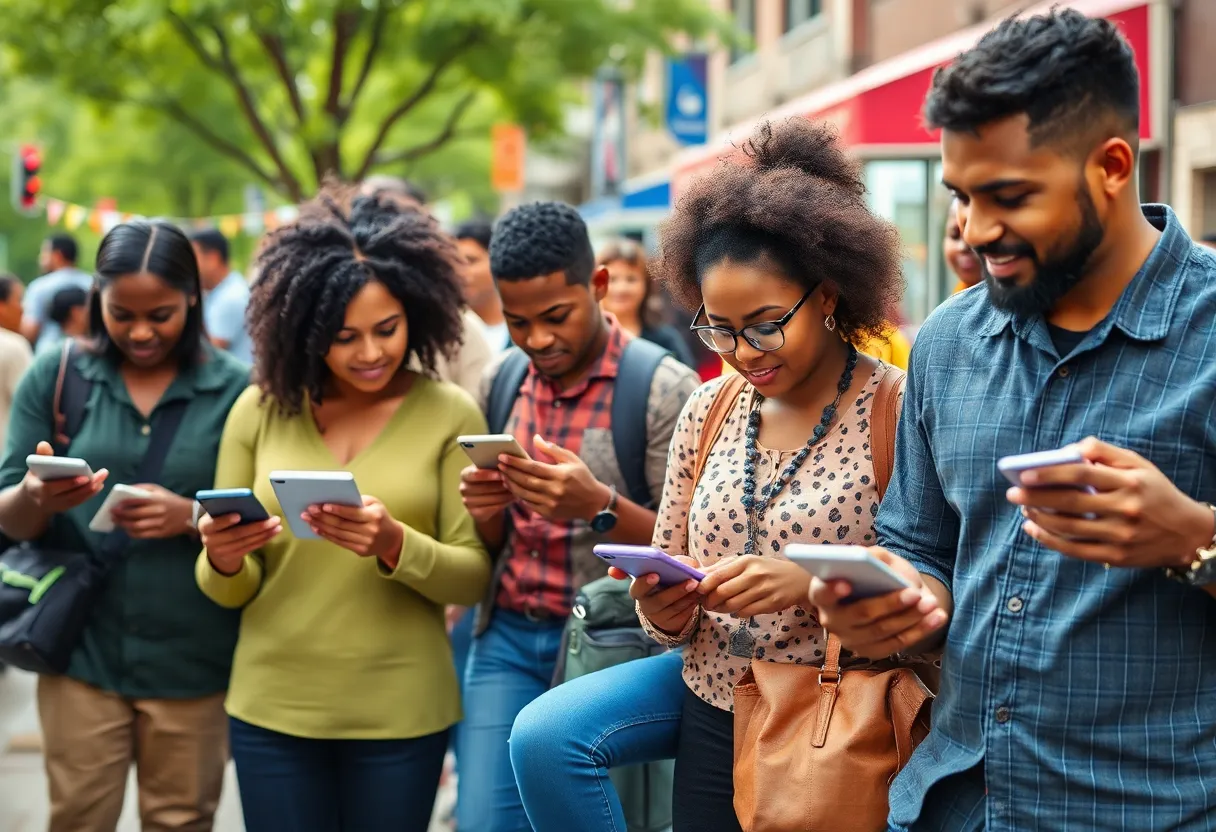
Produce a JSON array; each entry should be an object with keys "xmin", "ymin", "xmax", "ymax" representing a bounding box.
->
[{"xmin": 590, "ymin": 512, "xmax": 618, "ymax": 533}]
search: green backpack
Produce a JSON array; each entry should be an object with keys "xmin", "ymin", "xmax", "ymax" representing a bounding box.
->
[{"xmin": 556, "ymin": 575, "xmax": 676, "ymax": 832}]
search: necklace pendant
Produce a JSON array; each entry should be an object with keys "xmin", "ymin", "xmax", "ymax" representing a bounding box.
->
[{"xmin": 728, "ymin": 623, "xmax": 757, "ymax": 658}]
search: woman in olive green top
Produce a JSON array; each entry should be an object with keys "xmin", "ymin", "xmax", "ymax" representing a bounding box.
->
[
  {"xmin": 196, "ymin": 188, "xmax": 491, "ymax": 831},
  {"xmin": 0, "ymin": 221, "xmax": 249, "ymax": 831}
]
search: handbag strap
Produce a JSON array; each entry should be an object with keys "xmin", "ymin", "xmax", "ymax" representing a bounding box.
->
[
  {"xmin": 692, "ymin": 375, "xmax": 749, "ymax": 489},
  {"xmin": 97, "ymin": 395, "xmax": 191, "ymax": 559},
  {"xmin": 869, "ymin": 364, "xmax": 906, "ymax": 501}
]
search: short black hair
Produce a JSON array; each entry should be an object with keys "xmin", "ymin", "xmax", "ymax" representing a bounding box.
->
[
  {"xmin": 0, "ymin": 274, "xmax": 21, "ymax": 303},
  {"xmin": 454, "ymin": 219, "xmax": 493, "ymax": 252},
  {"xmin": 490, "ymin": 201, "xmax": 595, "ymax": 286},
  {"xmin": 46, "ymin": 233, "xmax": 78, "ymax": 264},
  {"xmin": 189, "ymin": 228, "xmax": 230, "ymax": 263},
  {"xmin": 659, "ymin": 118, "xmax": 903, "ymax": 344},
  {"xmin": 49, "ymin": 286, "xmax": 88, "ymax": 327},
  {"xmin": 924, "ymin": 9, "xmax": 1140, "ymax": 154},
  {"xmin": 249, "ymin": 184, "xmax": 465, "ymax": 416},
  {"xmin": 90, "ymin": 221, "xmax": 207, "ymax": 367}
]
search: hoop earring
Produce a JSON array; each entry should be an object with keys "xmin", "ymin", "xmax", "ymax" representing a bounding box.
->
[{"xmin": 824, "ymin": 314, "xmax": 837, "ymax": 332}]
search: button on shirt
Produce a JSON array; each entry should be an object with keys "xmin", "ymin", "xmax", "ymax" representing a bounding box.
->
[{"xmin": 877, "ymin": 205, "xmax": 1216, "ymax": 831}]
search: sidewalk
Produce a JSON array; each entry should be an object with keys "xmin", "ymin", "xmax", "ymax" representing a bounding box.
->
[{"xmin": 0, "ymin": 669, "xmax": 456, "ymax": 832}]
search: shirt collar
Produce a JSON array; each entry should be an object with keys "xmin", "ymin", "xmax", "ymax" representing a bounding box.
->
[
  {"xmin": 530, "ymin": 315, "xmax": 628, "ymax": 398},
  {"xmin": 76, "ymin": 342, "xmax": 235, "ymax": 399},
  {"xmin": 977, "ymin": 204, "xmax": 1189, "ymax": 343}
]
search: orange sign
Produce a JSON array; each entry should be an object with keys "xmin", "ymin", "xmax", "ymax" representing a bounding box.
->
[{"xmin": 491, "ymin": 124, "xmax": 526, "ymax": 193}]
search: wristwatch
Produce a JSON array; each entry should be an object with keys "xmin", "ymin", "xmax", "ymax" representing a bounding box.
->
[
  {"xmin": 589, "ymin": 485, "xmax": 619, "ymax": 534},
  {"xmin": 1165, "ymin": 503, "xmax": 1216, "ymax": 586}
]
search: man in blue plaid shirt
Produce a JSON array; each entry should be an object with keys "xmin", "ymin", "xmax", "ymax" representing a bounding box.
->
[{"xmin": 810, "ymin": 9, "xmax": 1216, "ymax": 831}]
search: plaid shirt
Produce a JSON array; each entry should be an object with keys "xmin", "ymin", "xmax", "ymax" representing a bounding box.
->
[
  {"xmin": 879, "ymin": 205, "xmax": 1216, "ymax": 831},
  {"xmin": 496, "ymin": 322, "xmax": 628, "ymax": 618}
]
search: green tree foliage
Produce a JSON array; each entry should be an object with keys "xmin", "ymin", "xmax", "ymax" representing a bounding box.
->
[{"xmin": 0, "ymin": 0, "xmax": 730, "ymax": 205}]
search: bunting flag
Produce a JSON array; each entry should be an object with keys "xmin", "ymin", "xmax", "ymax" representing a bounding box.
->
[{"xmin": 37, "ymin": 196, "xmax": 299, "ymax": 237}]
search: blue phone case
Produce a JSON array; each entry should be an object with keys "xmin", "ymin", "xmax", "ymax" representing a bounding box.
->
[{"xmin": 195, "ymin": 488, "xmax": 270, "ymax": 525}]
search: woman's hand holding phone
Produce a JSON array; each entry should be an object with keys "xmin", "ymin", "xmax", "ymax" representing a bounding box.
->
[
  {"xmin": 615, "ymin": 554, "xmax": 704, "ymax": 636},
  {"xmin": 109, "ymin": 484, "xmax": 195, "ymax": 539},
  {"xmin": 22, "ymin": 441, "xmax": 108, "ymax": 515},
  {"xmin": 304, "ymin": 495, "xmax": 405, "ymax": 567},
  {"xmin": 459, "ymin": 464, "xmax": 514, "ymax": 523},
  {"xmin": 201, "ymin": 512, "xmax": 282, "ymax": 576},
  {"xmin": 698, "ymin": 555, "xmax": 812, "ymax": 618}
]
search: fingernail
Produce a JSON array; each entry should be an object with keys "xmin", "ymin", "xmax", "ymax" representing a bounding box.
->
[
  {"xmin": 898, "ymin": 589, "xmax": 920, "ymax": 606},
  {"xmin": 834, "ymin": 583, "xmax": 850, "ymax": 597},
  {"xmin": 916, "ymin": 596, "xmax": 937, "ymax": 614},
  {"xmin": 927, "ymin": 610, "xmax": 948, "ymax": 627},
  {"xmin": 1021, "ymin": 471, "xmax": 1038, "ymax": 485},
  {"xmin": 1020, "ymin": 506, "xmax": 1029, "ymax": 518}
]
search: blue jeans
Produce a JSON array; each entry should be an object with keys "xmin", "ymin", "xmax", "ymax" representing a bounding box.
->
[
  {"xmin": 510, "ymin": 650, "xmax": 686, "ymax": 832},
  {"xmin": 456, "ymin": 609, "xmax": 567, "ymax": 832},
  {"xmin": 230, "ymin": 716, "xmax": 448, "ymax": 832},
  {"xmin": 448, "ymin": 606, "xmax": 475, "ymax": 758}
]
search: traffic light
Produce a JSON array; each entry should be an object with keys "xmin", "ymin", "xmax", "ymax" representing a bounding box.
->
[{"xmin": 11, "ymin": 144, "xmax": 41, "ymax": 215}]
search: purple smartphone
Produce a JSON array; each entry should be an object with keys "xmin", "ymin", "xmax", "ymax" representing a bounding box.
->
[{"xmin": 593, "ymin": 544, "xmax": 705, "ymax": 587}]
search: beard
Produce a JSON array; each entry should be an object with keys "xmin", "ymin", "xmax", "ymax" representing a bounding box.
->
[{"xmin": 981, "ymin": 186, "xmax": 1105, "ymax": 320}]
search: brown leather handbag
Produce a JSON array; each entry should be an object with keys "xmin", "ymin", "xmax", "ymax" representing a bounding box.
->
[{"xmin": 731, "ymin": 363, "xmax": 936, "ymax": 832}]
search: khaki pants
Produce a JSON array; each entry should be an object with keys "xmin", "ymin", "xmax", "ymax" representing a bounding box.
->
[{"xmin": 37, "ymin": 674, "xmax": 228, "ymax": 832}]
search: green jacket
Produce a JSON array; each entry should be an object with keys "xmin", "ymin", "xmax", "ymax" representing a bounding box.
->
[{"xmin": 0, "ymin": 344, "xmax": 248, "ymax": 698}]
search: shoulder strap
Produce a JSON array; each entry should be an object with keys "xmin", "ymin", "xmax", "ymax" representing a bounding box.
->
[
  {"xmin": 486, "ymin": 349, "xmax": 531, "ymax": 435},
  {"xmin": 52, "ymin": 340, "xmax": 92, "ymax": 455},
  {"xmin": 870, "ymin": 364, "xmax": 907, "ymax": 500},
  {"xmin": 692, "ymin": 374, "xmax": 748, "ymax": 489},
  {"xmin": 610, "ymin": 338, "xmax": 670, "ymax": 508}
]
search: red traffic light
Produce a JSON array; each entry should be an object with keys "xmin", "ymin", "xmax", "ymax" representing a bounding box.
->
[
  {"xmin": 20, "ymin": 146, "xmax": 40, "ymax": 170},
  {"xmin": 11, "ymin": 144, "xmax": 43, "ymax": 214}
]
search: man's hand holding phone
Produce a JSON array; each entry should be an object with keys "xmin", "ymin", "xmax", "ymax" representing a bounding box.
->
[
  {"xmin": 610, "ymin": 554, "xmax": 703, "ymax": 636},
  {"xmin": 807, "ymin": 547, "xmax": 948, "ymax": 659},
  {"xmin": 1006, "ymin": 437, "xmax": 1214, "ymax": 570}
]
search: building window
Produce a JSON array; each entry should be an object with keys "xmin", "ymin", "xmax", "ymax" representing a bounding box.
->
[
  {"xmin": 784, "ymin": 0, "xmax": 822, "ymax": 33},
  {"xmin": 864, "ymin": 159, "xmax": 932, "ymax": 326},
  {"xmin": 731, "ymin": 0, "xmax": 756, "ymax": 64}
]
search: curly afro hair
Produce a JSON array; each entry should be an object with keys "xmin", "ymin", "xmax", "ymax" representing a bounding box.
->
[
  {"xmin": 658, "ymin": 118, "xmax": 903, "ymax": 345},
  {"xmin": 489, "ymin": 201, "xmax": 595, "ymax": 286},
  {"xmin": 249, "ymin": 184, "xmax": 465, "ymax": 416}
]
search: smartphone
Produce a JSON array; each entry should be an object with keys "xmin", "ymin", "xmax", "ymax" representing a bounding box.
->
[
  {"xmin": 88, "ymin": 484, "xmax": 153, "ymax": 533},
  {"xmin": 26, "ymin": 455, "xmax": 93, "ymax": 481},
  {"xmin": 196, "ymin": 488, "xmax": 271, "ymax": 526},
  {"xmin": 998, "ymin": 447, "xmax": 1095, "ymax": 491},
  {"xmin": 268, "ymin": 471, "xmax": 362, "ymax": 540},
  {"xmin": 784, "ymin": 544, "xmax": 912, "ymax": 601},
  {"xmin": 457, "ymin": 434, "xmax": 531, "ymax": 470},
  {"xmin": 593, "ymin": 544, "xmax": 705, "ymax": 587}
]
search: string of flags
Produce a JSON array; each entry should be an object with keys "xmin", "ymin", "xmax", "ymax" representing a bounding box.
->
[{"xmin": 42, "ymin": 198, "xmax": 301, "ymax": 237}]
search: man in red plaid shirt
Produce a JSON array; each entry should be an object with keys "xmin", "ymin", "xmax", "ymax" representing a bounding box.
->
[{"xmin": 456, "ymin": 201, "xmax": 699, "ymax": 831}]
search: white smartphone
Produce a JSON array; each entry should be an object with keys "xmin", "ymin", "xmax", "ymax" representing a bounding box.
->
[
  {"xmin": 998, "ymin": 447, "xmax": 1093, "ymax": 489},
  {"xmin": 268, "ymin": 471, "xmax": 363, "ymax": 540},
  {"xmin": 26, "ymin": 455, "xmax": 93, "ymax": 481},
  {"xmin": 88, "ymin": 484, "xmax": 153, "ymax": 534},
  {"xmin": 785, "ymin": 544, "xmax": 913, "ymax": 601},
  {"xmin": 456, "ymin": 434, "xmax": 531, "ymax": 470}
]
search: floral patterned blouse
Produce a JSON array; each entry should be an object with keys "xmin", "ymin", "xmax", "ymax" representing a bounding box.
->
[{"xmin": 641, "ymin": 366, "xmax": 901, "ymax": 711}]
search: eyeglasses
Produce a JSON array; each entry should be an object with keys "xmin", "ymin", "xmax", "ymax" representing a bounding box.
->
[{"xmin": 689, "ymin": 289, "xmax": 815, "ymax": 354}]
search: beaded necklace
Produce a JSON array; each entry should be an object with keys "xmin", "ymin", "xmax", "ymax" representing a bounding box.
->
[{"xmin": 727, "ymin": 344, "xmax": 859, "ymax": 659}]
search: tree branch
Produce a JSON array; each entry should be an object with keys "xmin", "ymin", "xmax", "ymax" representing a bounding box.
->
[
  {"xmin": 165, "ymin": 10, "xmax": 222, "ymax": 73},
  {"xmin": 206, "ymin": 23, "xmax": 304, "ymax": 201},
  {"xmin": 256, "ymin": 30, "xmax": 304, "ymax": 124},
  {"xmin": 326, "ymin": 10, "xmax": 358, "ymax": 118},
  {"xmin": 370, "ymin": 91, "xmax": 480, "ymax": 167},
  {"xmin": 345, "ymin": 0, "xmax": 388, "ymax": 112},
  {"xmin": 155, "ymin": 100, "xmax": 284, "ymax": 194},
  {"xmin": 354, "ymin": 27, "xmax": 482, "ymax": 181}
]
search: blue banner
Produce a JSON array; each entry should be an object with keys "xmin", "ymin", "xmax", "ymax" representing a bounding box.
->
[{"xmin": 666, "ymin": 54, "xmax": 709, "ymax": 146}]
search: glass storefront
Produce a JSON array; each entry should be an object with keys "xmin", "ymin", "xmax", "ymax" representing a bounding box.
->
[{"xmin": 863, "ymin": 158, "xmax": 955, "ymax": 328}]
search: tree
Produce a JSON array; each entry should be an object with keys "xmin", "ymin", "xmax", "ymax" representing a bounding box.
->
[{"xmin": 0, "ymin": 0, "xmax": 730, "ymax": 203}]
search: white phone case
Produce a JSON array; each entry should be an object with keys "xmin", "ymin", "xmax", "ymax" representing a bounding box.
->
[
  {"xmin": 456, "ymin": 434, "xmax": 530, "ymax": 470},
  {"xmin": 26, "ymin": 455, "xmax": 93, "ymax": 481},
  {"xmin": 269, "ymin": 471, "xmax": 362, "ymax": 540},
  {"xmin": 784, "ymin": 544, "xmax": 912, "ymax": 599},
  {"xmin": 88, "ymin": 484, "xmax": 153, "ymax": 534},
  {"xmin": 997, "ymin": 447, "xmax": 1086, "ymax": 487}
]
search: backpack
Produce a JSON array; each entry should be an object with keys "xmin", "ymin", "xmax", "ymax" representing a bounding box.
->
[{"xmin": 485, "ymin": 337, "xmax": 670, "ymax": 507}]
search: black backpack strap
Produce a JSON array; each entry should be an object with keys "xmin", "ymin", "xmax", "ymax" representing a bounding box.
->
[
  {"xmin": 487, "ymin": 349, "xmax": 531, "ymax": 435},
  {"xmin": 611, "ymin": 339, "xmax": 669, "ymax": 508},
  {"xmin": 52, "ymin": 340, "xmax": 93, "ymax": 456}
]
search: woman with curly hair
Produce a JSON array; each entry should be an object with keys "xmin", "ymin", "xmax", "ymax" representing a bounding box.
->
[
  {"xmin": 510, "ymin": 117, "xmax": 915, "ymax": 831},
  {"xmin": 596, "ymin": 237, "xmax": 697, "ymax": 368},
  {"xmin": 195, "ymin": 187, "xmax": 491, "ymax": 831}
]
